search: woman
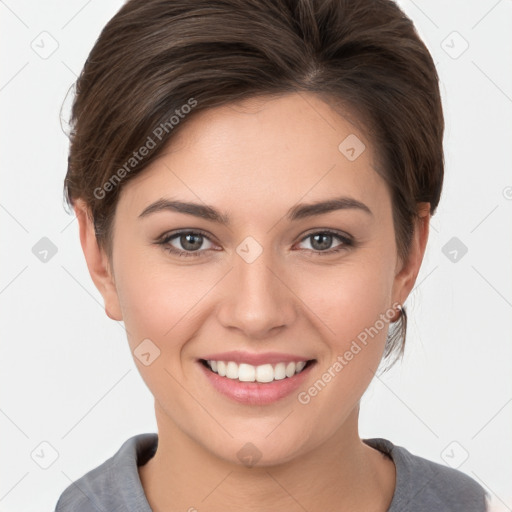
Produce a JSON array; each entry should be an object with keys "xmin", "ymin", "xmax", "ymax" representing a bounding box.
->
[{"xmin": 56, "ymin": 0, "xmax": 489, "ymax": 510}]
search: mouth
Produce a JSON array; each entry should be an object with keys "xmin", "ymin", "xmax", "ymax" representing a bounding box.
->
[
  {"xmin": 199, "ymin": 358, "xmax": 316, "ymax": 383},
  {"xmin": 198, "ymin": 357, "xmax": 316, "ymax": 404},
  {"xmin": 196, "ymin": 350, "xmax": 317, "ymax": 404}
]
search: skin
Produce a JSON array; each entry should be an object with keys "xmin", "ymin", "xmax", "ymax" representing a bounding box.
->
[{"xmin": 75, "ymin": 91, "xmax": 430, "ymax": 511}]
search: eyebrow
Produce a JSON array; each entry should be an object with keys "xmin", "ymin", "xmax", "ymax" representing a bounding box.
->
[{"xmin": 138, "ymin": 195, "xmax": 373, "ymax": 224}]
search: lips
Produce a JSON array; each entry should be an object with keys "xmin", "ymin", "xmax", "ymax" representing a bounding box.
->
[{"xmin": 197, "ymin": 351, "xmax": 316, "ymax": 405}]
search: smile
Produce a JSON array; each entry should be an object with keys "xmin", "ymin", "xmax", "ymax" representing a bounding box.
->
[
  {"xmin": 197, "ymin": 351, "xmax": 317, "ymax": 404},
  {"xmin": 201, "ymin": 359, "xmax": 313, "ymax": 383}
]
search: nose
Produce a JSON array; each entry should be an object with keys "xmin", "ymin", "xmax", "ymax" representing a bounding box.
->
[{"xmin": 216, "ymin": 243, "xmax": 297, "ymax": 340}]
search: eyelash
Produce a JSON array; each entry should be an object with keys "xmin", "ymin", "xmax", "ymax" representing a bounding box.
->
[{"xmin": 156, "ymin": 229, "xmax": 354, "ymax": 259}]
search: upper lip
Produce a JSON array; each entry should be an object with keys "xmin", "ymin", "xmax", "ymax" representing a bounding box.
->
[{"xmin": 199, "ymin": 351, "xmax": 314, "ymax": 366}]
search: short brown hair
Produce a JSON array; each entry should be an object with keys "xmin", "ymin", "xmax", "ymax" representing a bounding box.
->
[{"xmin": 62, "ymin": 0, "xmax": 444, "ymax": 370}]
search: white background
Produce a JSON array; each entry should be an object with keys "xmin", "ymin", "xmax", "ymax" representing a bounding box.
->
[{"xmin": 1, "ymin": 1, "xmax": 511, "ymax": 511}]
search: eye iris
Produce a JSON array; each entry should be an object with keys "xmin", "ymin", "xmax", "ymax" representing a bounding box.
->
[
  {"xmin": 181, "ymin": 233, "xmax": 203, "ymax": 251},
  {"xmin": 311, "ymin": 233, "xmax": 333, "ymax": 251}
]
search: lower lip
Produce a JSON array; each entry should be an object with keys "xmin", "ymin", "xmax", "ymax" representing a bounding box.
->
[{"xmin": 198, "ymin": 361, "xmax": 315, "ymax": 405}]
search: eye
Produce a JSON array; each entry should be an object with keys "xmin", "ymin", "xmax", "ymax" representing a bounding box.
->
[
  {"xmin": 296, "ymin": 230, "xmax": 354, "ymax": 255},
  {"xmin": 157, "ymin": 230, "xmax": 216, "ymax": 258}
]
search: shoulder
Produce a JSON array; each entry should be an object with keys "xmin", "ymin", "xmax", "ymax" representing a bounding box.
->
[
  {"xmin": 363, "ymin": 438, "xmax": 490, "ymax": 512},
  {"xmin": 54, "ymin": 433, "xmax": 157, "ymax": 512}
]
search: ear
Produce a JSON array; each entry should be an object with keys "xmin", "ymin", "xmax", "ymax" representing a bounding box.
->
[
  {"xmin": 74, "ymin": 199, "xmax": 123, "ymax": 321},
  {"xmin": 391, "ymin": 202, "xmax": 431, "ymax": 308}
]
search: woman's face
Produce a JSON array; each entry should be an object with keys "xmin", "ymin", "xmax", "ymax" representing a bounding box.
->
[{"xmin": 80, "ymin": 92, "xmax": 427, "ymax": 466}]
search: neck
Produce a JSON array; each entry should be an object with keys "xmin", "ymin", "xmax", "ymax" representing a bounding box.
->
[{"xmin": 138, "ymin": 402, "xmax": 395, "ymax": 512}]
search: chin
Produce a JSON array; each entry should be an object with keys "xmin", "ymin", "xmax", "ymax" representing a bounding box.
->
[{"xmin": 205, "ymin": 432, "xmax": 312, "ymax": 469}]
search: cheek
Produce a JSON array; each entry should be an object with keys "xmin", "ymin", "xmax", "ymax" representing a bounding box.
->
[
  {"xmin": 294, "ymin": 251, "xmax": 396, "ymax": 350},
  {"xmin": 113, "ymin": 246, "xmax": 224, "ymax": 399},
  {"xmin": 113, "ymin": 258, "xmax": 204, "ymax": 413},
  {"xmin": 113, "ymin": 233, "xmax": 197, "ymax": 326}
]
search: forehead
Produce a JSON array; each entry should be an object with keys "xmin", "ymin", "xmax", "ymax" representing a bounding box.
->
[{"xmin": 116, "ymin": 92, "xmax": 390, "ymax": 221}]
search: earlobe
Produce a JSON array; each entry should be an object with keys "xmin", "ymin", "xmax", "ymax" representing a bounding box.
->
[
  {"xmin": 391, "ymin": 202, "xmax": 431, "ymax": 307},
  {"xmin": 73, "ymin": 199, "xmax": 123, "ymax": 321}
]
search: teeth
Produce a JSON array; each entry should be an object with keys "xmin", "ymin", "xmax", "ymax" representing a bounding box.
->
[
  {"xmin": 256, "ymin": 364, "xmax": 274, "ymax": 383},
  {"xmin": 285, "ymin": 362, "xmax": 295, "ymax": 378},
  {"xmin": 239, "ymin": 363, "xmax": 255, "ymax": 382},
  {"xmin": 274, "ymin": 362, "xmax": 286, "ymax": 380},
  {"xmin": 205, "ymin": 359, "xmax": 310, "ymax": 383},
  {"xmin": 226, "ymin": 361, "xmax": 239, "ymax": 379},
  {"xmin": 295, "ymin": 361, "xmax": 307, "ymax": 373}
]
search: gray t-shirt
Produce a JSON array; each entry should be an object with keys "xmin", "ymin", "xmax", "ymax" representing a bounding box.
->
[{"xmin": 54, "ymin": 433, "xmax": 489, "ymax": 511}]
